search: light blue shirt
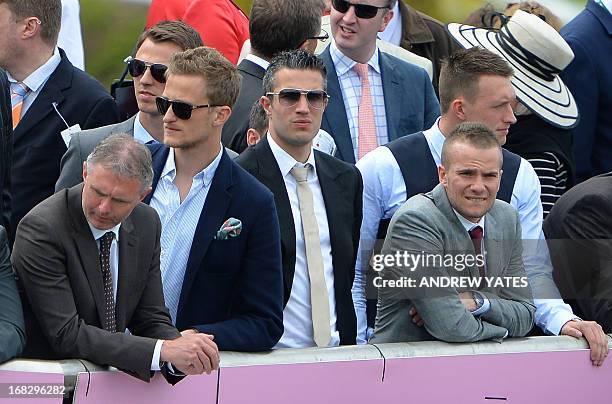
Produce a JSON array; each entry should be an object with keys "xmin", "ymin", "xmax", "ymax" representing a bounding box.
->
[
  {"xmin": 330, "ymin": 42, "xmax": 388, "ymax": 162},
  {"xmin": 150, "ymin": 146, "xmax": 223, "ymax": 323},
  {"xmin": 133, "ymin": 112, "xmax": 157, "ymax": 144},
  {"xmin": 7, "ymin": 47, "xmax": 62, "ymax": 120},
  {"xmin": 354, "ymin": 119, "xmax": 575, "ymax": 343}
]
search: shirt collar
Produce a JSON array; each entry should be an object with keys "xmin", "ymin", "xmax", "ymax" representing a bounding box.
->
[
  {"xmin": 453, "ymin": 208, "xmax": 486, "ymax": 235},
  {"xmin": 422, "ymin": 117, "xmax": 445, "ymax": 164},
  {"xmin": 378, "ymin": 2, "xmax": 401, "ymax": 44},
  {"xmin": 268, "ymin": 134, "xmax": 317, "ymax": 179},
  {"xmin": 88, "ymin": 221, "xmax": 121, "ymax": 243},
  {"xmin": 133, "ymin": 112, "xmax": 156, "ymax": 144},
  {"xmin": 7, "ymin": 47, "xmax": 61, "ymax": 92},
  {"xmin": 329, "ymin": 41, "xmax": 381, "ymax": 76},
  {"xmin": 245, "ymin": 53, "xmax": 270, "ymax": 70},
  {"xmin": 160, "ymin": 145, "xmax": 224, "ymax": 187}
]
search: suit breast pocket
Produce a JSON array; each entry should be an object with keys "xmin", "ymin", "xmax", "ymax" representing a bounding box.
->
[{"xmin": 204, "ymin": 237, "xmax": 244, "ymax": 275}]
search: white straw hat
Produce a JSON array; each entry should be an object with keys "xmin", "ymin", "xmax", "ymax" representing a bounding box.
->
[{"xmin": 447, "ymin": 10, "xmax": 578, "ymax": 129}]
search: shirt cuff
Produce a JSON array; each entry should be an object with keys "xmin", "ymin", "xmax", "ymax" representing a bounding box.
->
[
  {"xmin": 150, "ymin": 339, "xmax": 164, "ymax": 371},
  {"xmin": 470, "ymin": 291, "xmax": 490, "ymax": 316}
]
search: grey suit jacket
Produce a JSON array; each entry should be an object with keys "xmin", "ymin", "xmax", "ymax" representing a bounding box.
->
[
  {"xmin": 55, "ymin": 115, "xmax": 238, "ymax": 192},
  {"xmin": 0, "ymin": 226, "xmax": 25, "ymax": 363},
  {"xmin": 371, "ymin": 184, "xmax": 535, "ymax": 343}
]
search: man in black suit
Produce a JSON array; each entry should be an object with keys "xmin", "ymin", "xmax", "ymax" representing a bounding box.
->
[
  {"xmin": 222, "ymin": 0, "xmax": 325, "ymax": 154},
  {"xmin": 0, "ymin": 0, "xmax": 119, "ymax": 242},
  {"xmin": 0, "ymin": 69, "xmax": 11, "ymax": 232},
  {"xmin": 545, "ymin": 173, "xmax": 612, "ymax": 341},
  {"xmin": 237, "ymin": 50, "xmax": 363, "ymax": 347},
  {"xmin": 13, "ymin": 134, "xmax": 219, "ymax": 381}
]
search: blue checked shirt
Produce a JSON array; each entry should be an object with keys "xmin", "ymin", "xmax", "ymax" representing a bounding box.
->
[
  {"xmin": 149, "ymin": 146, "xmax": 223, "ymax": 323},
  {"xmin": 330, "ymin": 42, "xmax": 388, "ymax": 162}
]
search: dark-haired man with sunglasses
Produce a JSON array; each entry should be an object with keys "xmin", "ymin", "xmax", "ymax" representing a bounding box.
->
[
  {"xmin": 145, "ymin": 46, "xmax": 284, "ymax": 354},
  {"xmin": 319, "ymin": 0, "xmax": 439, "ymax": 164},
  {"xmin": 237, "ymin": 50, "xmax": 363, "ymax": 348},
  {"xmin": 56, "ymin": 20, "xmax": 204, "ymax": 192}
]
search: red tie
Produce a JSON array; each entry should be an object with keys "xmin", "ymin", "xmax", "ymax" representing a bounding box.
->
[
  {"xmin": 353, "ymin": 63, "xmax": 377, "ymax": 160},
  {"xmin": 468, "ymin": 226, "xmax": 485, "ymax": 278}
]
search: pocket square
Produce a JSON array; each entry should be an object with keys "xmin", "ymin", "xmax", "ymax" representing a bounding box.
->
[{"xmin": 215, "ymin": 218, "xmax": 242, "ymax": 240}]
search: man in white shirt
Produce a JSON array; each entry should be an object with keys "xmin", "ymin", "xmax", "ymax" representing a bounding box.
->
[
  {"xmin": 356, "ymin": 47, "xmax": 608, "ymax": 365},
  {"xmin": 237, "ymin": 50, "xmax": 363, "ymax": 347},
  {"xmin": 56, "ymin": 20, "xmax": 204, "ymax": 191}
]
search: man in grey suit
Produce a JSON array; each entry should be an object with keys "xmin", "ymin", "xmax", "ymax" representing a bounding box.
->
[
  {"xmin": 371, "ymin": 123, "xmax": 535, "ymax": 343},
  {"xmin": 55, "ymin": 21, "xmax": 203, "ymax": 191},
  {"xmin": 0, "ymin": 225, "xmax": 25, "ymax": 363}
]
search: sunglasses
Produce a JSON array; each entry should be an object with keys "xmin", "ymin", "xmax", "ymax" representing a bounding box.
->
[
  {"xmin": 124, "ymin": 56, "xmax": 168, "ymax": 83},
  {"xmin": 308, "ymin": 29, "xmax": 329, "ymax": 43},
  {"xmin": 266, "ymin": 89, "xmax": 329, "ymax": 110},
  {"xmin": 331, "ymin": 0, "xmax": 389, "ymax": 19},
  {"xmin": 156, "ymin": 96, "xmax": 220, "ymax": 120}
]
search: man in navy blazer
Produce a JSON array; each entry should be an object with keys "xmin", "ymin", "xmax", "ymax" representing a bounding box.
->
[
  {"xmin": 145, "ymin": 47, "xmax": 284, "ymax": 355},
  {"xmin": 320, "ymin": 0, "xmax": 439, "ymax": 164},
  {"xmin": 560, "ymin": 0, "xmax": 612, "ymax": 183},
  {"xmin": 0, "ymin": 0, "xmax": 119, "ymax": 242}
]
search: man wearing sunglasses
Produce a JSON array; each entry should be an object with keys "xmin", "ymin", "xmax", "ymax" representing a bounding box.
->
[
  {"xmin": 56, "ymin": 21, "xmax": 203, "ymax": 192},
  {"xmin": 222, "ymin": 0, "xmax": 326, "ymax": 154},
  {"xmin": 144, "ymin": 47, "xmax": 284, "ymax": 353},
  {"xmin": 319, "ymin": 0, "xmax": 440, "ymax": 164},
  {"xmin": 0, "ymin": 0, "xmax": 120, "ymax": 243},
  {"xmin": 237, "ymin": 50, "xmax": 363, "ymax": 348}
]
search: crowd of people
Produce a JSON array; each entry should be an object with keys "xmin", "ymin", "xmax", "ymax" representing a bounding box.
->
[{"xmin": 0, "ymin": 0, "xmax": 610, "ymax": 381}]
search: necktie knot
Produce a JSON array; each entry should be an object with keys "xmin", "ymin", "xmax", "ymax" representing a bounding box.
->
[
  {"xmin": 11, "ymin": 82, "xmax": 29, "ymax": 99},
  {"xmin": 353, "ymin": 63, "xmax": 369, "ymax": 80},
  {"xmin": 468, "ymin": 226, "xmax": 483, "ymax": 241},
  {"xmin": 290, "ymin": 165, "xmax": 310, "ymax": 183}
]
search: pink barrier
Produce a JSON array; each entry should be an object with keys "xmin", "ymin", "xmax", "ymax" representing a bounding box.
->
[{"xmin": 0, "ymin": 370, "xmax": 64, "ymax": 404}]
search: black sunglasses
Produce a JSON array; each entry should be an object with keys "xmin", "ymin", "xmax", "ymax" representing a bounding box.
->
[
  {"xmin": 331, "ymin": 0, "xmax": 389, "ymax": 19},
  {"xmin": 309, "ymin": 29, "xmax": 330, "ymax": 43},
  {"xmin": 266, "ymin": 88, "xmax": 329, "ymax": 110},
  {"xmin": 156, "ymin": 96, "xmax": 221, "ymax": 120},
  {"xmin": 124, "ymin": 56, "xmax": 168, "ymax": 83}
]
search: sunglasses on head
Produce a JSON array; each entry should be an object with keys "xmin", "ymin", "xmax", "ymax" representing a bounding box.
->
[
  {"xmin": 266, "ymin": 89, "xmax": 329, "ymax": 110},
  {"xmin": 155, "ymin": 96, "xmax": 220, "ymax": 120},
  {"xmin": 331, "ymin": 0, "xmax": 389, "ymax": 19},
  {"xmin": 124, "ymin": 56, "xmax": 168, "ymax": 83}
]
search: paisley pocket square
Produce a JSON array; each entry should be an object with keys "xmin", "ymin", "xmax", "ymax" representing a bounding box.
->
[{"xmin": 215, "ymin": 218, "xmax": 242, "ymax": 240}]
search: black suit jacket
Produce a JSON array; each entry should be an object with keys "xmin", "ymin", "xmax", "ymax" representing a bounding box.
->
[
  {"xmin": 0, "ymin": 226, "xmax": 25, "ymax": 363},
  {"xmin": 12, "ymin": 185, "xmax": 180, "ymax": 382},
  {"xmin": 221, "ymin": 59, "xmax": 265, "ymax": 154},
  {"xmin": 9, "ymin": 49, "xmax": 119, "ymax": 242},
  {"xmin": 543, "ymin": 172, "xmax": 612, "ymax": 332},
  {"xmin": 236, "ymin": 138, "xmax": 363, "ymax": 345},
  {"xmin": 0, "ymin": 69, "xmax": 11, "ymax": 232}
]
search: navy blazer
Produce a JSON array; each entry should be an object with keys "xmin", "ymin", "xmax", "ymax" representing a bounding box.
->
[
  {"xmin": 9, "ymin": 49, "xmax": 119, "ymax": 241},
  {"xmin": 320, "ymin": 47, "xmax": 440, "ymax": 163},
  {"xmin": 146, "ymin": 144, "xmax": 284, "ymax": 351},
  {"xmin": 560, "ymin": 0, "xmax": 612, "ymax": 182},
  {"xmin": 0, "ymin": 70, "xmax": 11, "ymax": 232}
]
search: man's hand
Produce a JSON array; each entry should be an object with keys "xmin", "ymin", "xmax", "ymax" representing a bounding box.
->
[
  {"xmin": 561, "ymin": 320, "xmax": 609, "ymax": 366},
  {"xmin": 458, "ymin": 292, "xmax": 477, "ymax": 311},
  {"xmin": 409, "ymin": 307, "xmax": 424, "ymax": 327},
  {"xmin": 160, "ymin": 332, "xmax": 219, "ymax": 375}
]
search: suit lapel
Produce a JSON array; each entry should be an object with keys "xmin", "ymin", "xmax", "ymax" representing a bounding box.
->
[
  {"xmin": 13, "ymin": 51, "xmax": 72, "ymax": 144},
  {"xmin": 115, "ymin": 214, "xmax": 138, "ymax": 330},
  {"xmin": 67, "ymin": 184, "xmax": 108, "ymax": 327},
  {"xmin": 379, "ymin": 52, "xmax": 402, "ymax": 142},
  {"xmin": 238, "ymin": 59, "xmax": 265, "ymax": 80},
  {"xmin": 483, "ymin": 212, "xmax": 503, "ymax": 279},
  {"xmin": 143, "ymin": 143, "xmax": 170, "ymax": 205},
  {"xmin": 252, "ymin": 139, "xmax": 296, "ymax": 298},
  {"xmin": 177, "ymin": 151, "xmax": 233, "ymax": 314},
  {"xmin": 321, "ymin": 48, "xmax": 354, "ymax": 163}
]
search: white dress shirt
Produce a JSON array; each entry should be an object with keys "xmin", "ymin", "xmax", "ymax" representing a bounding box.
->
[
  {"xmin": 7, "ymin": 47, "xmax": 61, "ymax": 120},
  {"xmin": 58, "ymin": 0, "xmax": 85, "ymax": 70},
  {"xmin": 245, "ymin": 53, "xmax": 270, "ymax": 70},
  {"xmin": 150, "ymin": 147, "xmax": 223, "ymax": 324},
  {"xmin": 354, "ymin": 119, "xmax": 575, "ymax": 343},
  {"xmin": 87, "ymin": 221, "xmax": 163, "ymax": 371},
  {"xmin": 378, "ymin": 2, "xmax": 402, "ymax": 46},
  {"xmin": 268, "ymin": 135, "xmax": 339, "ymax": 348},
  {"xmin": 133, "ymin": 112, "xmax": 157, "ymax": 144},
  {"xmin": 330, "ymin": 41, "xmax": 388, "ymax": 162}
]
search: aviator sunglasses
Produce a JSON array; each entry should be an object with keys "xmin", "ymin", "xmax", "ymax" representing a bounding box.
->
[
  {"xmin": 331, "ymin": 0, "xmax": 389, "ymax": 19},
  {"xmin": 266, "ymin": 89, "xmax": 330, "ymax": 110},
  {"xmin": 156, "ymin": 96, "xmax": 221, "ymax": 120},
  {"xmin": 124, "ymin": 56, "xmax": 168, "ymax": 83}
]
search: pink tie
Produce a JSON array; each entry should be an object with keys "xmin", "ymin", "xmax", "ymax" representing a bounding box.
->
[{"xmin": 354, "ymin": 63, "xmax": 377, "ymax": 160}]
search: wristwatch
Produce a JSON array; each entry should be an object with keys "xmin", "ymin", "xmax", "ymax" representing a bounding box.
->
[{"xmin": 473, "ymin": 292, "xmax": 484, "ymax": 310}]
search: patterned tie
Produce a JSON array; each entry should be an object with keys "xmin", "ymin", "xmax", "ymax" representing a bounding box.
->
[
  {"xmin": 99, "ymin": 232, "xmax": 117, "ymax": 332},
  {"xmin": 11, "ymin": 82, "xmax": 30, "ymax": 129},
  {"xmin": 290, "ymin": 165, "xmax": 331, "ymax": 347},
  {"xmin": 468, "ymin": 226, "xmax": 486, "ymax": 278},
  {"xmin": 353, "ymin": 63, "xmax": 377, "ymax": 160}
]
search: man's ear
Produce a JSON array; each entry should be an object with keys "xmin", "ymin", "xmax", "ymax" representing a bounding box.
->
[
  {"xmin": 246, "ymin": 129, "xmax": 262, "ymax": 146},
  {"xmin": 379, "ymin": 9, "xmax": 394, "ymax": 32},
  {"xmin": 451, "ymin": 98, "xmax": 467, "ymax": 121},
  {"xmin": 438, "ymin": 164, "xmax": 447, "ymax": 186},
  {"xmin": 260, "ymin": 95, "xmax": 272, "ymax": 115},
  {"xmin": 139, "ymin": 186, "xmax": 153, "ymax": 202},
  {"xmin": 212, "ymin": 106, "xmax": 232, "ymax": 127},
  {"xmin": 22, "ymin": 17, "xmax": 41, "ymax": 40},
  {"xmin": 298, "ymin": 39, "xmax": 317, "ymax": 54},
  {"xmin": 82, "ymin": 161, "xmax": 88, "ymax": 181}
]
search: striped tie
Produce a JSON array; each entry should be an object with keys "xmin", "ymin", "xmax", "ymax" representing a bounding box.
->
[
  {"xmin": 354, "ymin": 63, "xmax": 377, "ymax": 160},
  {"xmin": 11, "ymin": 82, "xmax": 29, "ymax": 129}
]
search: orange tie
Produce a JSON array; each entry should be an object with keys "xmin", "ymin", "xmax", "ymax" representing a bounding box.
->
[
  {"xmin": 354, "ymin": 63, "xmax": 377, "ymax": 160},
  {"xmin": 11, "ymin": 82, "xmax": 29, "ymax": 129}
]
